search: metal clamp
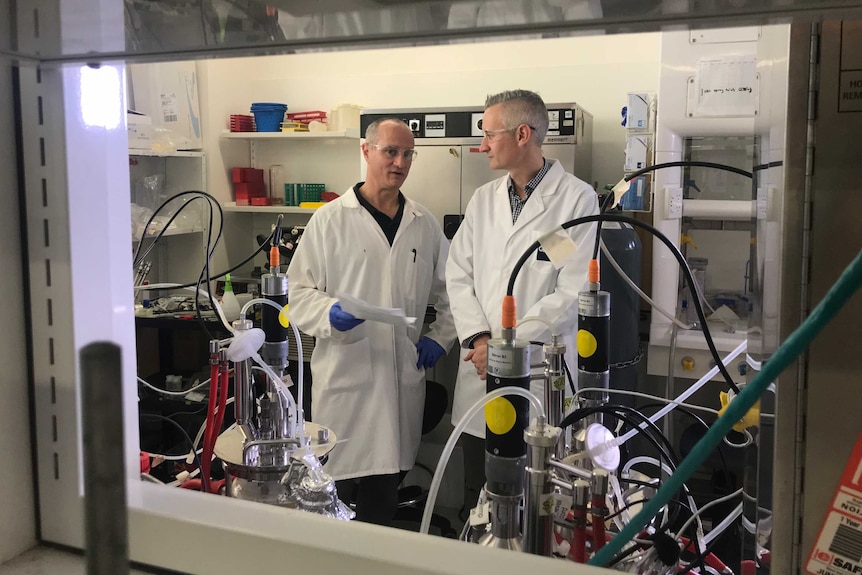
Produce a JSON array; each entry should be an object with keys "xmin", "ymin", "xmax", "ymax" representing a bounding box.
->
[{"xmin": 242, "ymin": 437, "xmax": 300, "ymax": 465}]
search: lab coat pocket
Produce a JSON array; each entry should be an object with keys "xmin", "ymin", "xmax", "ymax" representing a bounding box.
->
[
  {"xmin": 400, "ymin": 340, "xmax": 423, "ymax": 388},
  {"xmin": 322, "ymin": 337, "xmax": 372, "ymax": 393},
  {"xmin": 522, "ymin": 231, "xmax": 560, "ymax": 295}
]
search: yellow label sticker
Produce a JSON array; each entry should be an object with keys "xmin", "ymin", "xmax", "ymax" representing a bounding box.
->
[
  {"xmin": 553, "ymin": 375, "xmax": 566, "ymax": 390},
  {"xmin": 485, "ymin": 397, "xmax": 517, "ymax": 435},
  {"xmin": 577, "ymin": 329, "xmax": 597, "ymax": 358},
  {"xmin": 279, "ymin": 305, "xmax": 290, "ymax": 328}
]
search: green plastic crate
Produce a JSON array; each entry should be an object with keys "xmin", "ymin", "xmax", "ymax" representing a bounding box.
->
[{"xmin": 298, "ymin": 183, "xmax": 324, "ymax": 202}]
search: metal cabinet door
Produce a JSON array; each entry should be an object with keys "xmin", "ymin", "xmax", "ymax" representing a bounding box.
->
[
  {"xmin": 541, "ymin": 143, "xmax": 577, "ymax": 177},
  {"xmin": 460, "ymin": 144, "xmax": 578, "ymax": 211},
  {"xmin": 460, "ymin": 144, "xmax": 505, "ymax": 210},
  {"xmin": 399, "ymin": 145, "xmax": 462, "ymax": 228}
]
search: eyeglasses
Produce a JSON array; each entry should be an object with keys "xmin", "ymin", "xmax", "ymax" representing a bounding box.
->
[
  {"xmin": 482, "ymin": 127, "xmax": 516, "ymax": 140},
  {"xmin": 369, "ymin": 144, "xmax": 418, "ymax": 162},
  {"xmin": 482, "ymin": 125, "xmax": 538, "ymax": 141}
]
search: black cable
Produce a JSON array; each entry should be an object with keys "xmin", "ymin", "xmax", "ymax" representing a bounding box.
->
[
  {"xmin": 505, "ymin": 212, "xmax": 739, "ymax": 393},
  {"xmin": 193, "ymin": 198, "xmax": 218, "ymax": 340},
  {"xmin": 272, "ymin": 214, "xmax": 284, "ymax": 248},
  {"xmin": 606, "ymin": 541, "xmax": 645, "ymax": 568},
  {"xmin": 174, "ymin": 228, "xmax": 276, "ymax": 289},
  {"xmin": 607, "ymin": 499, "xmax": 655, "ymax": 522},
  {"xmin": 560, "ymin": 404, "xmax": 679, "ymax": 466},
  {"xmin": 133, "ymin": 191, "xmax": 224, "ymax": 340},
  {"xmin": 562, "ymin": 405, "xmax": 680, "ymax": 507},
  {"xmin": 610, "ymin": 404, "xmax": 681, "ymax": 464},
  {"xmin": 562, "ymin": 356, "xmax": 576, "ymax": 396},
  {"xmin": 133, "ymin": 191, "xmax": 224, "ymax": 267},
  {"xmin": 752, "ymin": 160, "xmax": 783, "ymax": 172},
  {"xmin": 200, "ymin": 0, "xmax": 209, "ymax": 46},
  {"xmin": 619, "ymin": 476, "xmax": 660, "ymax": 489},
  {"xmin": 677, "ymin": 531, "xmax": 727, "ymax": 575},
  {"xmin": 638, "ymin": 401, "xmax": 735, "ymax": 491},
  {"xmin": 139, "ymin": 412, "xmax": 209, "ymax": 494},
  {"xmin": 562, "ymin": 403, "xmax": 694, "ymax": 528},
  {"xmin": 593, "ymin": 191, "xmax": 615, "ymax": 261},
  {"xmin": 624, "ymin": 161, "xmax": 752, "ymax": 182}
]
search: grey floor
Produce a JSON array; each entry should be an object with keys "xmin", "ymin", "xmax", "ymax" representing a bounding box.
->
[{"xmin": 0, "ymin": 546, "xmax": 175, "ymax": 575}]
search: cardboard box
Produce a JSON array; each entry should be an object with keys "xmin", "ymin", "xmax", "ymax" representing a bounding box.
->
[
  {"xmin": 127, "ymin": 111, "xmax": 152, "ymax": 150},
  {"xmin": 129, "ymin": 61, "xmax": 202, "ymax": 150}
]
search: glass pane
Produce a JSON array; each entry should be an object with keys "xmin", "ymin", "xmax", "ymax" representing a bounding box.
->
[
  {"xmin": 684, "ymin": 136, "xmax": 756, "ymax": 201},
  {"xmin": 4, "ymin": 1, "xmax": 862, "ymax": 62}
]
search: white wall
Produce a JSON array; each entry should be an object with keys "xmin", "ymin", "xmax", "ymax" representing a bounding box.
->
[
  {"xmin": 202, "ymin": 33, "xmax": 660, "ymax": 200},
  {"xmin": 196, "ymin": 33, "xmax": 660, "ymax": 272},
  {"xmin": 0, "ymin": 5, "xmax": 38, "ymax": 562}
]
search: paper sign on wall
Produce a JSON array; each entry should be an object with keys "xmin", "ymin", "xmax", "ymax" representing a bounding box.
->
[{"xmin": 689, "ymin": 56, "xmax": 758, "ymax": 117}]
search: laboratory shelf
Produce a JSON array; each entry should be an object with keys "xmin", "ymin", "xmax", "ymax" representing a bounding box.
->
[
  {"xmin": 130, "ymin": 150, "xmax": 206, "ymax": 158},
  {"xmin": 132, "ymin": 227, "xmax": 204, "ymax": 243},
  {"xmin": 222, "ymin": 202, "xmax": 318, "ymax": 214},
  {"xmin": 220, "ymin": 129, "xmax": 360, "ymax": 140}
]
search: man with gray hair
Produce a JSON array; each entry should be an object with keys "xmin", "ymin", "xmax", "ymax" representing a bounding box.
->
[
  {"xmin": 446, "ymin": 90, "xmax": 598, "ymax": 514},
  {"xmin": 288, "ymin": 118, "xmax": 456, "ymax": 525}
]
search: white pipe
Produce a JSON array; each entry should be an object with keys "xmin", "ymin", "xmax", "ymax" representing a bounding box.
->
[
  {"xmin": 703, "ymin": 503, "xmax": 743, "ymax": 545},
  {"xmin": 622, "ymin": 456, "xmax": 701, "ymax": 533},
  {"xmin": 289, "ymin": 320, "xmax": 306, "ymax": 445},
  {"xmin": 420, "ymin": 386, "xmax": 545, "ymax": 535},
  {"xmin": 603, "ymin": 340, "xmax": 747, "ymax": 452},
  {"xmin": 137, "ymin": 376, "xmax": 212, "ymax": 397},
  {"xmin": 575, "ymin": 387, "xmax": 719, "ymax": 416},
  {"xmin": 683, "ymin": 199, "xmax": 755, "ymax": 220},
  {"xmin": 518, "ymin": 316, "xmax": 554, "ymax": 333},
  {"xmin": 746, "ymin": 354, "xmax": 762, "ymax": 371},
  {"xmin": 600, "ymin": 241, "xmax": 692, "ymax": 330},
  {"xmin": 676, "ymin": 488, "xmax": 742, "ymax": 542}
]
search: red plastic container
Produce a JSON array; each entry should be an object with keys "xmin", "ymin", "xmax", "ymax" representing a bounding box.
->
[{"xmin": 286, "ymin": 110, "xmax": 327, "ymax": 122}]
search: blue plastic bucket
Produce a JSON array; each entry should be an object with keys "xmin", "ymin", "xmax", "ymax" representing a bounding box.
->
[{"xmin": 250, "ymin": 103, "xmax": 287, "ymax": 132}]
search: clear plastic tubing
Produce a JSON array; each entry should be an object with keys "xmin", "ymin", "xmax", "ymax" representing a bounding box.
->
[
  {"xmin": 420, "ymin": 386, "xmax": 545, "ymax": 535},
  {"xmin": 240, "ymin": 298, "xmax": 305, "ymax": 445}
]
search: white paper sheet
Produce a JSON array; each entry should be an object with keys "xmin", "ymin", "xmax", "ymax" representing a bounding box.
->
[
  {"xmin": 336, "ymin": 292, "xmax": 418, "ymax": 327},
  {"xmin": 693, "ymin": 56, "xmax": 757, "ymax": 117}
]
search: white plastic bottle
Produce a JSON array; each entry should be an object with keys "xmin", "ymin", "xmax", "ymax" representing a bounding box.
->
[{"xmin": 221, "ymin": 273, "xmax": 241, "ymax": 323}]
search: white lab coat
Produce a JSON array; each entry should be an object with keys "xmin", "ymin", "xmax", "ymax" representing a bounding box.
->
[
  {"xmin": 447, "ymin": 159, "xmax": 598, "ymax": 437},
  {"xmin": 287, "ymin": 187, "xmax": 457, "ymax": 480}
]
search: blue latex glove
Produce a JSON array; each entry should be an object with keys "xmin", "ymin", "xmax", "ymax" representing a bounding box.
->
[
  {"xmin": 416, "ymin": 336, "xmax": 445, "ymax": 369},
  {"xmin": 329, "ymin": 302, "xmax": 365, "ymax": 332}
]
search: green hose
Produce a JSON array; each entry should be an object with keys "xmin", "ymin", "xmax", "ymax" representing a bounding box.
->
[{"xmin": 589, "ymin": 246, "xmax": 862, "ymax": 567}]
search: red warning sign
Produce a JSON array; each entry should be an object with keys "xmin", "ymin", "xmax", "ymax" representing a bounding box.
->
[{"xmin": 806, "ymin": 430, "xmax": 862, "ymax": 575}]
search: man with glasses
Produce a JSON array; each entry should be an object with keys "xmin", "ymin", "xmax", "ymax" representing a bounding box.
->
[
  {"xmin": 288, "ymin": 118, "xmax": 456, "ymax": 525},
  {"xmin": 446, "ymin": 90, "xmax": 599, "ymax": 516}
]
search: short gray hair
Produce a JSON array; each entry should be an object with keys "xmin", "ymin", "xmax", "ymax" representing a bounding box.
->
[
  {"xmin": 365, "ymin": 117, "xmax": 409, "ymax": 144},
  {"xmin": 485, "ymin": 90, "xmax": 549, "ymax": 145}
]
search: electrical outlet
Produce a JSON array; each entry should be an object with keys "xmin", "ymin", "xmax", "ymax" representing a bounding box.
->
[{"xmin": 665, "ymin": 187, "xmax": 683, "ymax": 219}]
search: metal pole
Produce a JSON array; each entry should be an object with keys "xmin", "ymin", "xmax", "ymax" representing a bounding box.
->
[
  {"xmin": 522, "ymin": 422, "xmax": 561, "ymax": 556},
  {"xmin": 80, "ymin": 342, "xmax": 129, "ymax": 575}
]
